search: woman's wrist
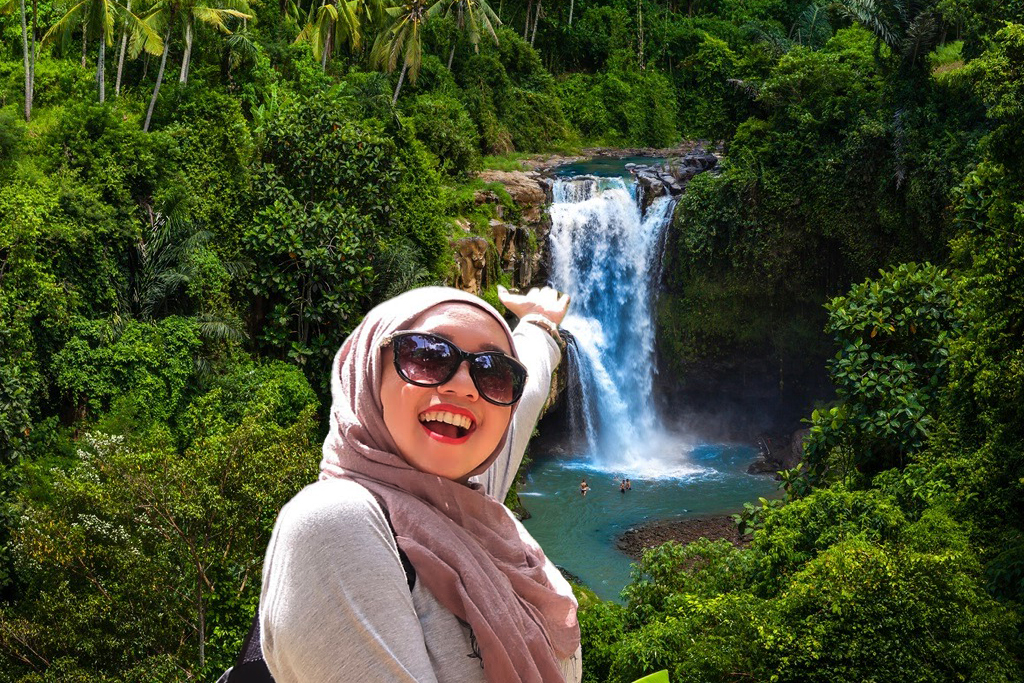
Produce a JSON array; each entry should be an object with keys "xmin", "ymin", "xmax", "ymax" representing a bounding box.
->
[{"xmin": 520, "ymin": 313, "xmax": 565, "ymax": 351}]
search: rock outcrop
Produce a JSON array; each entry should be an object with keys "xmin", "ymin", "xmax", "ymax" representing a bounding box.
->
[
  {"xmin": 747, "ymin": 427, "xmax": 810, "ymax": 476},
  {"xmin": 450, "ymin": 170, "xmax": 552, "ymax": 295},
  {"xmin": 451, "ymin": 236, "xmax": 490, "ymax": 295},
  {"xmin": 627, "ymin": 148, "xmax": 719, "ymax": 214}
]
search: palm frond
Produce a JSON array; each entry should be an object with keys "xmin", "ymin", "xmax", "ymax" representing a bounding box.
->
[
  {"xmin": 424, "ymin": 0, "xmax": 445, "ymax": 20},
  {"xmin": 40, "ymin": 0, "xmax": 90, "ymax": 47},
  {"xmin": 402, "ymin": 22, "xmax": 421, "ymax": 79},
  {"xmin": 790, "ymin": 2, "xmax": 832, "ymax": 48},
  {"xmin": 337, "ymin": 0, "xmax": 361, "ymax": 48},
  {"xmin": 193, "ymin": 6, "xmax": 251, "ymax": 33},
  {"xmin": 215, "ymin": 0, "xmax": 251, "ymax": 14},
  {"xmin": 369, "ymin": 31, "xmax": 392, "ymax": 69},
  {"xmin": 374, "ymin": 238, "xmax": 435, "ymax": 299},
  {"xmin": 742, "ymin": 21, "xmax": 790, "ymax": 56},
  {"xmin": 901, "ymin": 11, "xmax": 938, "ymax": 65},
  {"xmin": 129, "ymin": 5, "xmax": 168, "ymax": 57},
  {"xmin": 227, "ymin": 29, "xmax": 257, "ymax": 69},
  {"xmin": 360, "ymin": 0, "xmax": 388, "ymax": 28},
  {"xmin": 474, "ymin": 0, "xmax": 501, "ymax": 44},
  {"xmin": 198, "ymin": 318, "xmax": 246, "ymax": 342},
  {"xmin": 830, "ymin": 0, "xmax": 898, "ymax": 50},
  {"xmin": 119, "ymin": 4, "xmax": 163, "ymax": 54}
]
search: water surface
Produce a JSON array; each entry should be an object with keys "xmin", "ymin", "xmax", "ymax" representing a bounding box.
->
[
  {"xmin": 553, "ymin": 155, "xmax": 666, "ymax": 179},
  {"xmin": 522, "ymin": 443, "xmax": 778, "ymax": 602}
]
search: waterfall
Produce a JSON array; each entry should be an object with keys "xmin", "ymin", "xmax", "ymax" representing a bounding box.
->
[{"xmin": 548, "ymin": 175, "xmax": 702, "ymax": 477}]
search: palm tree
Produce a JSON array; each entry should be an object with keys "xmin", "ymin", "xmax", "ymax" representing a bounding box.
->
[
  {"xmin": 371, "ymin": 0, "xmax": 443, "ymax": 104},
  {"xmin": 831, "ymin": 0, "xmax": 942, "ymax": 73},
  {"xmin": 832, "ymin": 0, "xmax": 944, "ymax": 185},
  {"xmin": 114, "ymin": 0, "xmax": 131, "ymax": 95},
  {"xmin": 222, "ymin": 25, "xmax": 257, "ymax": 78},
  {"xmin": 789, "ymin": 1, "xmax": 831, "ymax": 48},
  {"xmin": 443, "ymin": 0, "xmax": 499, "ymax": 70},
  {"xmin": 294, "ymin": 0, "xmax": 361, "ymax": 70},
  {"xmin": 178, "ymin": 0, "xmax": 252, "ymax": 83},
  {"xmin": 0, "ymin": 0, "xmax": 36, "ymax": 120},
  {"xmin": 0, "ymin": 0, "xmax": 37, "ymax": 120},
  {"xmin": 42, "ymin": 0, "xmax": 162, "ymax": 102},
  {"xmin": 121, "ymin": 209, "xmax": 246, "ymax": 380},
  {"xmin": 142, "ymin": 0, "xmax": 251, "ymax": 131}
]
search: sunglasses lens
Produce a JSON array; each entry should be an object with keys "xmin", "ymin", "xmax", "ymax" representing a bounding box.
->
[
  {"xmin": 391, "ymin": 332, "xmax": 526, "ymax": 405},
  {"xmin": 394, "ymin": 334, "xmax": 458, "ymax": 384},
  {"xmin": 472, "ymin": 355, "xmax": 525, "ymax": 405}
]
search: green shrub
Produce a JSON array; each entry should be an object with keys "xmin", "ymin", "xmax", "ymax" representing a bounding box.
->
[
  {"xmin": 768, "ymin": 537, "xmax": 1021, "ymax": 682},
  {"xmin": 244, "ymin": 188, "xmax": 374, "ymax": 371},
  {"xmin": 52, "ymin": 316, "xmax": 202, "ymax": 422},
  {"xmin": 557, "ymin": 74, "xmax": 609, "ymax": 141},
  {"xmin": 804, "ymin": 262, "xmax": 959, "ymax": 478},
  {"xmin": 578, "ymin": 600, "xmax": 626, "ymax": 683},
  {"xmin": 2, "ymin": 365, "xmax": 319, "ymax": 682},
  {"xmin": 0, "ymin": 58, "xmax": 93, "ymax": 109},
  {"xmin": 673, "ymin": 33, "xmax": 740, "ymax": 140},
  {"xmin": 151, "ymin": 88, "xmax": 255, "ymax": 230},
  {"xmin": 255, "ymin": 87, "xmax": 448, "ymax": 273},
  {"xmin": 400, "ymin": 53, "xmax": 459, "ymax": 97},
  {"xmin": 456, "ymin": 28, "xmax": 572, "ymax": 152},
  {"xmin": 623, "ymin": 539, "xmax": 757, "ymax": 627},
  {"xmin": 406, "ymin": 93, "xmax": 480, "ymax": 177},
  {"xmin": 0, "ymin": 108, "xmax": 24, "ymax": 172},
  {"xmin": 610, "ymin": 592, "xmax": 770, "ymax": 683},
  {"xmin": 558, "ymin": 67, "xmax": 678, "ymax": 147},
  {"xmin": 751, "ymin": 486, "xmax": 907, "ymax": 594},
  {"xmin": 179, "ymin": 359, "xmax": 318, "ymax": 442},
  {"xmin": 43, "ymin": 101, "xmax": 174, "ymax": 215}
]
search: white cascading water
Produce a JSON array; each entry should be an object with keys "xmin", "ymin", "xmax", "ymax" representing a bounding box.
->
[{"xmin": 549, "ymin": 176, "xmax": 703, "ymax": 477}]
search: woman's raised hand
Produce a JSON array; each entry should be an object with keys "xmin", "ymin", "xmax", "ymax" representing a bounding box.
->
[{"xmin": 497, "ymin": 285, "xmax": 571, "ymax": 326}]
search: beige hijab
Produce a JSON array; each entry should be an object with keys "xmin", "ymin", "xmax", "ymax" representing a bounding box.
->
[{"xmin": 320, "ymin": 286, "xmax": 580, "ymax": 682}]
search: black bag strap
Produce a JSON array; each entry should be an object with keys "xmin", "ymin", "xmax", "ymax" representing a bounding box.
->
[
  {"xmin": 369, "ymin": 490, "xmax": 417, "ymax": 592},
  {"xmin": 221, "ymin": 492, "xmax": 416, "ymax": 683},
  {"xmin": 221, "ymin": 612, "xmax": 274, "ymax": 683}
]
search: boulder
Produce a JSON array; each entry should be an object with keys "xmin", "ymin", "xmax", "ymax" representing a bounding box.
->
[
  {"xmin": 450, "ymin": 236, "xmax": 489, "ymax": 295},
  {"xmin": 746, "ymin": 427, "xmax": 809, "ymax": 475},
  {"xmin": 477, "ymin": 170, "xmax": 548, "ymax": 223},
  {"xmin": 473, "ymin": 189, "xmax": 505, "ymax": 219}
]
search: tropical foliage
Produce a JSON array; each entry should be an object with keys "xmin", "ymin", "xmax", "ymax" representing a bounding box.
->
[{"xmin": 2, "ymin": 0, "xmax": 1024, "ymax": 678}]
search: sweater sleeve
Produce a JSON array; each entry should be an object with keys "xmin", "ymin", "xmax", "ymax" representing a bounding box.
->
[
  {"xmin": 474, "ymin": 320, "xmax": 561, "ymax": 501},
  {"xmin": 260, "ymin": 479, "xmax": 440, "ymax": 683}
]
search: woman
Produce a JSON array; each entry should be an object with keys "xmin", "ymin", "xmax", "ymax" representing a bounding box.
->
[{"xmin": 259, "ymin": 285, "xmax": 581, "ymax": 683}]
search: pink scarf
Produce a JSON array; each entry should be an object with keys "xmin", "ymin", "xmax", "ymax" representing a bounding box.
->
[{"xmin": 320, "ymin": 286, "xmax": 580, "ymax": 682}]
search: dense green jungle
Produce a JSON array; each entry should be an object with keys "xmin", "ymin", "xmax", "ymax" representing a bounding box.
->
[{"xmin": 1, "ymin": 0, "xmax": 1023, "ymax": 676}]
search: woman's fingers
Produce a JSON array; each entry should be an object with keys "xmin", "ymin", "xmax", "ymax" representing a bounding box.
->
[{"xmin": 498, "ymin": 285, "xmax": 570, "ymax": 325}]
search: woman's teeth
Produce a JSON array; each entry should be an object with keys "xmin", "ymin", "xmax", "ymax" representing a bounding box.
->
[
  {"xmin": 419, "ymin": 411, "xmax": 473, "ymax": 440},
  {"xmin": 419, "ymin": 411, "xmax": 473, "ymax": 430}
]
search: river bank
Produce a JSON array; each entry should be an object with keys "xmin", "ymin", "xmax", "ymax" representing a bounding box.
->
[
  {"xmin": 616, "ymin": 515, "xmax": 751, "ymax": 561},
  {"xmin": 515, "ymin": 141, "xmax": 715, "ymax": 173}
]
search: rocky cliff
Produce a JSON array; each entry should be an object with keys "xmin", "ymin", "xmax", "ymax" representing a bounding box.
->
[{"xmin": 448, "ymin": 170, "xmax": 554, "ymax": 295}]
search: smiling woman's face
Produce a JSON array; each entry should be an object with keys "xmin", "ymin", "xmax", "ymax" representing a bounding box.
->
[{"xmin": 380, "ymin": 303, "xmax": 514, "ymax": 481}]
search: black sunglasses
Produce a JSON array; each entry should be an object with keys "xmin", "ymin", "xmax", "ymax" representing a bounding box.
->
[{"xmin": 383, "ymin": 332, "xmax": 528, "ymax": 406}]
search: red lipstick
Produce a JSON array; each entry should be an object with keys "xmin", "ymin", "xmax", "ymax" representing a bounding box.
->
[{"xmin": 419, "ymin": 404, "xmax": 477, "ymax": 444}]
